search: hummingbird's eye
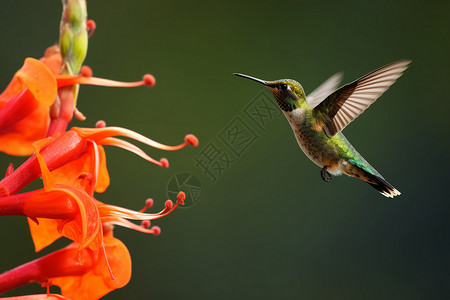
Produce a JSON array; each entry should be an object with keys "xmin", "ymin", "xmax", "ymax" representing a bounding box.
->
[{"xmin": 280, "ymin": 83, "xmax": 289, "ymax": 91}]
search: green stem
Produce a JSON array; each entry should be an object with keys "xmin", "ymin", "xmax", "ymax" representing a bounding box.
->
[{"xmin": 48, "ymin": 0, "xmax": 88, "ymax": 135}]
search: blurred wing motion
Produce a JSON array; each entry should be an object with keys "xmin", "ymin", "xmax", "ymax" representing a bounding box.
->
[
  {"xmin": 314, "ymin": 60, "xmax": 411, "ymax": 138},
  {"xmin": 307, "ymin": 72, "xmax": 343, "ymax": 108}
]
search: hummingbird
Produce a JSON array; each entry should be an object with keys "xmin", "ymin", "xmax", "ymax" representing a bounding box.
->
[{"xmin": 234, "ymin": 60, "xmax": 411, "ymax": 197}]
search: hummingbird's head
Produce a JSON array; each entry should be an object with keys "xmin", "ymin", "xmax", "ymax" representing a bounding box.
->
[{"xmin": 234, "ymin": 73, "xmax": 306, "ymax": 112}]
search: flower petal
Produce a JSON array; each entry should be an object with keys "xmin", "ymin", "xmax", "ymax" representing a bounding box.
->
[
  {"xmin": 28, "ymin": 218, "xmax": 63, "ymax": 252},
  {"xmin": 0, "ymin": 57, "xmax": 60, "ymax": 155},
  {"xmin": 0, "ymin": 90, "xmax": 51, "ymax": 156},
  {"xmin": 95, "ymin": 145, "xmax": 110, "ymax": 193},
  {"xmin": 52, "ymin": 235, "xmax": 131, "ymax": 300},
  {"xmin": 0, "ymin": 58, "xmax": 57, "ymax": 107},
  {"xmin": 27, "ymin": 186, "xmax": 102, "ymax": 252}
]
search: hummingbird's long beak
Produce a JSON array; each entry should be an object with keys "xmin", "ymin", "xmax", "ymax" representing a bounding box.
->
[{"xmin": 233, "ymin": 73, "xmax": 268, "ymax": 86}]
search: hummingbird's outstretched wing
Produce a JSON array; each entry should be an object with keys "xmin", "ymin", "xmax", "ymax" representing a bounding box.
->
[
  {"xmin": 314, "ymin": 60, "xmax": 411, "ymax": 138},
  {"xmin": 307, "ymin": 72, "xmax": 343, "ymax": 108}
]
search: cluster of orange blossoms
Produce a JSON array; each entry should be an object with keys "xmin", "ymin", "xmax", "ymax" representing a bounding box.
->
[{"xmin": 0, "ymin": 6, "xmax": 197, "ymax": 299}]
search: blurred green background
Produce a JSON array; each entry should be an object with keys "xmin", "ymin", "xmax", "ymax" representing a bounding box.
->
[{"xmin": 1, "ymin": 0, "xmax": 449, "ymax": 299}]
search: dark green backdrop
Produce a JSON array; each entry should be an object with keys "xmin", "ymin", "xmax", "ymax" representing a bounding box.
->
[{"xmin": 1, "ymin": 0, "xmax": 449, "ymax": 299}]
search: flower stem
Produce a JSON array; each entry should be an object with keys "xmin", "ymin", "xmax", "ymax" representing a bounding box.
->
[
  {"xmin": 48, "ymin": 0, "xmax": 88, "ymax": 136},
  {"xmin": 47, "ymin": 86, "xmax": 75, "ymax": 136}
]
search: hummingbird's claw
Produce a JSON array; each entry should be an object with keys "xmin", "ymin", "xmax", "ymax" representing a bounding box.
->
[{"xmin": 321, "ymin": 166, "xmax": 332, "ymax": 182}]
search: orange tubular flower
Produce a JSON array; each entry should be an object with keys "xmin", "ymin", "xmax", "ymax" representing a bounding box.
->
[
  {"xmin": 0, "ymin": 125, "xmax": 189, "ymax": 251},
  {"xmin": 0, "ymin": 58, "xmax": 57, "ymax": 155},
  {"xmin": 0, "ymin": 187, "xmax": 186, "ymax": 297},
  {"xmin": 0, "ymin": 185, "xmax": 102, "ymax": 252},
  {"xmin": 0, "ymin": 125, "xmax": 198, "ymax": 196},
  {"xmin": 0, "ymin": 124, "xmax": 195, "ymax": 253},
  {"xmin": 1, "ymin": 183, "xmax": 186, "ymax": 252},
  {"xmin": 0, "ymin": 230, "xmax": 132, "ymax": 300},
  {"xmin": 0, "ymin": 51, "xmax": 156, "ymax": 156}
]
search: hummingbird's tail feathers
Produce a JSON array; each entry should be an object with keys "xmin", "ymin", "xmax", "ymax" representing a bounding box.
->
[
  {"xmin": 343, "ymin": 159, "xmax": 401, "ymax": 198},
  {"xmin": 364, "ymin": 172, "xmax": 401, "ymax": 198}
]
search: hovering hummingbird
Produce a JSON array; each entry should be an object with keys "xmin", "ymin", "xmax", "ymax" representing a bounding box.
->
[{"xmin": 234, "ymin": 60, "xmax": 411, "ymax": 197}]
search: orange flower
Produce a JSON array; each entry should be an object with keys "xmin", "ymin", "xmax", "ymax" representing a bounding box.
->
[
  {"xmin": 0, "ymin": 186, "xmax": 93, "ymax": 251},
  {"xmin": 0, "ymin": 126, "xmax": 198, "ymax": 196},
  {"xmin": 19, "ymin": 184, "xmax": 184, "ymax": 252},
  {"xmin": 0, "ymin": 230, "xmax": 132, "ymax": 300},
  {"xmin": 0, "ymin": 50, "xmax": 156, "ymax": 156},
  {"xmin": 0, "ymin": 123, "xmax": 195, "ymax": 267},
  {"xmin": 1, "ymin": 3, "xmax": 199, "ymax": 298},
  {"xmin": 0, "ymin": 187, "xmax": 186, "ymax": 299},
  {"xmin": 0, "ymin": 58, "xmax": 57, "ymax": 155},
  {"xmin": 0, "ymin": 125, "xmax": 192, "ymax": 252}
]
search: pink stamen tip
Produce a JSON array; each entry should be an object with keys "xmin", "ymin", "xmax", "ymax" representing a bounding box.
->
[
  {"xmin": 5, "ymin": 163, "xmax": 14, "ymax": 177},
  {"xmin": 177, "ymin": 191, "xmax": 186, "ymax": 205},
  {"xmin": 145, "ymin": 198, "xmax": 154, "ymax": 208},
  {"xmin": 81, "ymin": 65, "xmax": 93, "ymax": 77},
  {"xmin": 152, "ymin": 226, "xmax": 161, "ymax": 236},
  {"xmin": 141, "ymin": 220, "xmax": 151, "ymax": 228},
  {"xmin": 96, "ymin": 120, "xmax": 106, "ymax": 128},
  {"xmin": 185, "ymin": 134, "xmax": 199, "ymax": 147},
  {"xmin": 143, "ymin": 74, "xmax": 156, "ymax": 87},
  {"xmin": 86, "ymin": 20, "xmax": 96, "ymax": 38},
  {"xmin": 160, "ymin": 158, "xmax": 169, "ymax": 168},
  {"xmin": 139, "ymin": 198, "xmax": 154, "ymax": 212},
  {"xmin": 165, "ymin": 200, "xmax": 174, "ymax": 210}
]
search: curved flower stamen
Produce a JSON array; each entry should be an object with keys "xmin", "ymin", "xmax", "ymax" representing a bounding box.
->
[
  {"xmin": 98, "ymin": 191, "xmax": 185, "ymax": 224},
  {"xmin": 100, "ymin": 137, "xmax": 168, "ymax": 167},
  {"xmin": 56, "ymin": 74, "xmax": 156, "ymax": 88},
  {"xmin": 0, "ymin": 127, "xmax": 197, "ymax": 196},
  {"xmin": 99, "ymin": 192, "xmax": 185, "ymax": 236},
  {"xmin": 139, "ymin": 198, "xmax": 154, "ymax": 213},
  {"xmin": 104, "ymin": 218, "xmax": 161, "ymax": 235},
  {"xmin": 73, "ymin": 126, "xmax": 198, "ymax": 151}
]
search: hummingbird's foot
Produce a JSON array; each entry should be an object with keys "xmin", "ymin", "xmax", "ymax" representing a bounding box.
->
[{"xmin": 321, "ymin": 166, "xmax": 332, "ymax": 182}]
